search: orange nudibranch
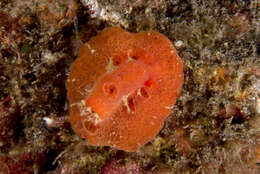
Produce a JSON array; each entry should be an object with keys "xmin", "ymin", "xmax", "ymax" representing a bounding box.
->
[{"xmin": 67, "ymin": 26, "xmax": 184, "ymax": 152}]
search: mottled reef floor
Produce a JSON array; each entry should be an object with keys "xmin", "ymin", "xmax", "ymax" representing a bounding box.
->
[{"xmin": 0, "ymin": 0, "xmax": 260, "ymax": 173}]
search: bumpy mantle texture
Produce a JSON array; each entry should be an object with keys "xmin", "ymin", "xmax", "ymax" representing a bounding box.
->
[{"xmin": 67, "ymin": 26, "xmax": 184, "ymax": 152}]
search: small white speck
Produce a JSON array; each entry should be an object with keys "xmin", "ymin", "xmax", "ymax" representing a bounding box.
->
[
  {"xmin": 106, "ymin": 57, "xmax": 115, "ymax": 72},
  {"xmin": 127, "ymin": 56, "xmax": 134, "ymax": 62},
  {"xmin": 86, "ymin": 106, "xmax": 92, "ymax": 113},
  {"xmin": 174, "ymin": 40, "xmax": 183, "ymax": 48},
  {"xmin": 41, "ymin": 51, "xmax": 58, "ymax": 65},
  {"xmin": 137, "ymin": 88, "xmax": 142, "ymax": 96},
  {"xmin": 81, "ymin": 100, "xmax": 86, "ymax": 106},
  {"xmin": 224, "ymin": 42, "xmax": 229, "ymax": 47},
  {"xmin": 86, "ymin": 43, "xmax": 96, "ymax": 54},
  {"xmin": 256, "ymin": 97, "xmax": 260, "ymax": 114},
  {"xmin": 165, "ymin": 106, "xmax": 173, "ymax": 110},
  {"xmin": 122, "ymin": 94, "xmax": 131, "ymax": 113},
  {"xmin": 43, "ymin": 117, "xmax": 53, "ymax": 125}
]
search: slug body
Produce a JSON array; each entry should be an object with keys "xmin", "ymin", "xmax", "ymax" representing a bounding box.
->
[{"xmin": 67, "ymin": 26, "xmax": 184, "ymax": 152}]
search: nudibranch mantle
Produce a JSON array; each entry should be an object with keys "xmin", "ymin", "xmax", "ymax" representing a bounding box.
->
[{"xmin": 67, "ymin": 26, "xmax": 184, "ymax": 152}]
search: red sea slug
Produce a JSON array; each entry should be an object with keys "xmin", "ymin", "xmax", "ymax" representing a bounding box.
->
[{"xmin": 67, "ymin": 26, "xmax": 184, "ymax": 152}]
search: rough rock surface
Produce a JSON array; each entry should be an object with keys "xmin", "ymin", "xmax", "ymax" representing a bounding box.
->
[{"xmin": 0, "ymin": 0, "xmax": 259, "ymax": 173}]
